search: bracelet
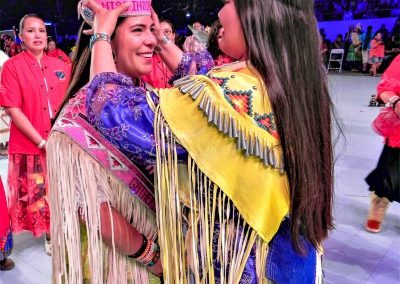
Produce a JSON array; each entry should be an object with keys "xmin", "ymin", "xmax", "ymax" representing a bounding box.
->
[
  {"xmin": 136, "ymin": 239, "xmax": 152, "ymax": 262},
  {"xmin": 127, "ymin": 234, "xmax": 147, "ymax": 259},
  {"xmin": 127, "ymin": 234, "xmax": 161, "ymax": 267},
  {"xmin": 386, "ymin": 95, "xmax": 400, "ymax": 107},
  {"xmin": 392, "ymin": 98, "xmax": 400, "ymax": 110},
  {"xmin": 160, "ymin": 35, "xmax": 169, "ymax": 45},
  {"xmin": 89, "ymin": 32, "xmax": 111, "ymax": 50},
  {"xmin": 154, "ymin": 36, "xmax": 169, "ymax": 54},
  {"xmin": 38, "ymin": 139, "xmax": 46, "ymax": 149},
  {"xmin": 146, "ymin": 243, "xmax": 160, "ymax": 267}
]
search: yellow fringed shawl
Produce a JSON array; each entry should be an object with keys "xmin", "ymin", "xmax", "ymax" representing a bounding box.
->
[{"xmin": 155, "ymin": 62, "xmax": 290, "ymax": 283}]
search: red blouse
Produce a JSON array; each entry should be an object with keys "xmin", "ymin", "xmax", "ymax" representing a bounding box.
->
[
  {"xmin": 0, "ymin": 51, "xmax": 70, "ymax": 154},
  {"xmin": 142, "ymin": 54, "xmax": 173, "ymax": 88},
  {"xmin": 369, "ymin": 39, "xmax": 385, "ymax": 59}
]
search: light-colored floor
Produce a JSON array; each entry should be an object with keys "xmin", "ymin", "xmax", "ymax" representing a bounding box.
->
[{"xmin": 0, "ymin": 73, "xmax": 399, "ymax": 284}]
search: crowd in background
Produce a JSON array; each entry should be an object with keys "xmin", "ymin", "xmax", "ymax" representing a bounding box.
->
[
  {"xmin": 321, "ymin": 16, "xmax": 400, "ymax": 73},
  {"xmin": 315, "ymin": 0, "xmax": 400, "ymax": 20}
]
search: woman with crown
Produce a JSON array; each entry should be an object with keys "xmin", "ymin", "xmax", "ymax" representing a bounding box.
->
[{"xmin": 49, "ymin": 0, "xmax": 336, "ymax": 282}]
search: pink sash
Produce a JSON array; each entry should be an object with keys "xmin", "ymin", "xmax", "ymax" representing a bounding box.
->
[{"xmin": 51, "ymin": 89, "xmax": 156, "ymax": 212}]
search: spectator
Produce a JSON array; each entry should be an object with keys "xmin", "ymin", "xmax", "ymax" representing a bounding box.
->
[
  {"xmin": 346, "ymin": 24, "xmax": 362, "ymax": 71},
  {"xmin": 360, "ymin": 25, "xmax": 373, "ymax": 73},
  {"xmin": 369, "ymin": 32, "xmax": 385, "ymax": 76},
  {"xmin": 183, "ymin": 21, "xmax": 207, "ymax": 53},
  {"xmin": 142, "ymin": 19, "xmax": 176, "ymax": 88},
  {"xmin": 377, "ymin": 23, "xmax": 389, "ymax": 41},
  {"xmin": 333, "ymin": 34, "xmax": 345, "ymax": 49},
  {"xmin": 1, "ymin": 34, "xmax": 21, "ymax": 57},
  {"xmin": 207, "ymin": 20, "xmax": 234, "ymax": 66},
  {"xmin": 46, "ymin": 37, "xmax": 71, "ymax": 64},
  {"xmin": 0, "ymin": 14, "xmax": 70, "ymax": 256},
  {"xmin": 320, "ymin": 33, "xmax": 329, "ymax": 66},
  {"xmin": 391, "ymin": 17, "xmax": 400, "ymax": 43}
]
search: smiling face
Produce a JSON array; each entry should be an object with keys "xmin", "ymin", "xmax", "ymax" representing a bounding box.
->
[
  {"xmin": 218, "ymin": 0, "xmax": 247, "ymax": 60},
  {"xmin": 112, "ymin": 16, "xmax": 157, "ymax": 79},
  {"xmin": 19, "ymin": 17, "xmax": 47, "ymax": 54}
]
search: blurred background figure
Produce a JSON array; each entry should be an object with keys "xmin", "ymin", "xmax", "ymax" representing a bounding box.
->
[
  {"xmin": 1, "ymin": 34, "xmax": 21, "ymax": 58},
  {"xmin": 183, "ymin": 21, "xmax": 208, "ymax": 53},
  {"xmin": 333, "ymin": 34, "xmax": 345, "ymax": 49},
  {"xmin": 346, "ymin": 23, "xmax": 362, "ymax": 71},
  {"xmin": 142, "ymin": 19, "xmax": 176, "ymax": 88},
  {"xmin": 369, "ymin": 32, "xmax": 385, "ymax": 76},
  {"xmin": 46, "ymin": 37, "xmax": 71, "ymax": 64},
  {"xmin": 360, "ymin": 25, "xmax": 373, "ymax": 73},
  {"xmin": 207, "ymin": 20, "xmax": 234, "ymax": 66}
]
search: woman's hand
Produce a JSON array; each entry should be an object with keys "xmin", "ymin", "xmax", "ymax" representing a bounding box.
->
[
  {"xmin": 148, "ymin": 258, "xmax": 162, "ymax": 277},
  {"xmin": 150, "ymin": 8, "xmax": 163, "ymax": 43},
  {"xmin": 81, "ymin": 0, "xmax": 131, "ymax": 36}
]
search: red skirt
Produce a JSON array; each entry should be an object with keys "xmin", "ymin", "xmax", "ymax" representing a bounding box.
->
[
  {"xmin": 7, "ymin": 153, "xmax": 50, "ymax": 237},
  {"xmin": 0, "ymin": 176, "xmax": 13, "ymax": 260}
]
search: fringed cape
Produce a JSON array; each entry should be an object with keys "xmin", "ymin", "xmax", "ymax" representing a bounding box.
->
[{"xmin": 154, "ymin": 62, "xmax": 304, "ymax": 283}]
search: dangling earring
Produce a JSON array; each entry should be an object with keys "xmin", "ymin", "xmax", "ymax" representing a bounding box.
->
[
  {"xmin": 112, "ymin": 50, "xmax": 116, "ymax": 61},
  {"xmin": 21, "ymin": 41, "xmax": 25, "ymax": 50}
]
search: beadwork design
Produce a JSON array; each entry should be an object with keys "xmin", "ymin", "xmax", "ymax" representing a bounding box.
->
[
  {"xmin": 173, "ymin": 75, "xmax": 284, "ymax": 172},
  {"xmin": 255, "ymin": 113, "xmax": 279, "ymax": 139}
]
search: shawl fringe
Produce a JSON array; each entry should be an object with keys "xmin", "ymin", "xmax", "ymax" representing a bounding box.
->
[
  {"xmin": 155, "ymin": 110, "xmax": 268, "ymax": 283},
  {"xmin": 48, "ymin": 132, "xmax": 158, "ymax": 284}
]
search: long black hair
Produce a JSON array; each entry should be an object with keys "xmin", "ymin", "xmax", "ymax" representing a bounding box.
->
[
  {"xmin": 57, "ymin": 17, "xmax": 129, "ymax": 118},
  {"xmin": 55, "ymin": 22, "xmax": 92, "ymax": 120},
  {"xmin": 234, "ymin": 0, "xmax": 334, "ymax": 252},
  {"xmin": 362, "ymin": 26, "xmax": 373, "ymax": 50}
]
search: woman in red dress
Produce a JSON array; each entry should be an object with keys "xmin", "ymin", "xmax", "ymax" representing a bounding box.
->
[
  {"xmin": 365, "ymin": 54, "xmax": 400, "ymax": 233},
  {"xmin": 0, "ymin": 14, "xmax": 70, "ymax": 255}
]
